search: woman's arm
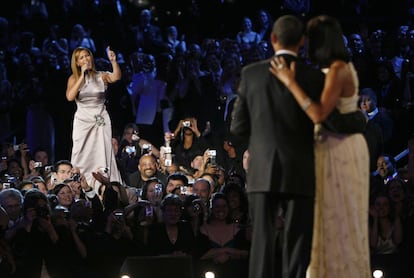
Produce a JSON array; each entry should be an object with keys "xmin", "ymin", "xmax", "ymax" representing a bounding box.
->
[
  {"xmin": 269, "ymin": 57, "xmax": 345, "ymax": 123},
  {"xmin": 66, "ymin": 71, "xmax": 86, "ymax": 102},
  {"xmin": 102, "ymin": 46, "xmax": 121, "ymax": 83}
]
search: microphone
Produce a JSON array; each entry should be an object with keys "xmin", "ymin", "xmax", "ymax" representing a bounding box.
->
[{"xmin": 84, "ymin": 63, "xmax": 90, "ymax": 78}]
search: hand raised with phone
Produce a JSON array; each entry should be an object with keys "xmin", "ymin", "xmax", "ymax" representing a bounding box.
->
[{"xmin": 106, "ymin": 46, "xmax": 116, "ymax": 62}]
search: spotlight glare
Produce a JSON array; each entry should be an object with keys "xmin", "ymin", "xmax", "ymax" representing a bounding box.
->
[
  {"xmin": 205, "ymin": 271, "xmax": 215, "ymax": 278},
  {"xmin": 373, "ymin": 269, "xmax": 384, "ymax": 278}
]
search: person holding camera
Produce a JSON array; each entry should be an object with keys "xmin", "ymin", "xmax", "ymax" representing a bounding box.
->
[
  {"xmin": 171, "ymin": 117, "xmax": 208, "ymax": 172},
  {"xmin": 147, "ymin": 193, "xmax": 195, "ymax": 256},
  {"xmin": 116, "ymin": 123, "xmax": 160, "ymax": 181},
  {"xmin": 8, "ymin": 189, "xmax": 59, "ymax": 278}
]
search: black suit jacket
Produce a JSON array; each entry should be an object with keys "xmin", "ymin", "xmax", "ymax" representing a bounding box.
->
[{"xmin": 230, "ymin": 55, "xmax": 325, "ymax": 196}]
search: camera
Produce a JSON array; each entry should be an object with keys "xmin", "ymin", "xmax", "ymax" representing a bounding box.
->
[
  {"xmin": 154, "ymin": 183, "xmax": 163, "ymax": 197},
  {"xmin": 125, "ymin": 145, "xmax": 136, "ymax": 155},
  {"xmin": 145, "ymin": 205, "xmax": 153, "ymax": 217},
  {"xmin": 164, "ymin": 159, "xmax": 172, "ymax": 167},
  {"xmin": 99, "ymin": 167, "xmax": 109, "ymax": 174},
  {"xmin": 180, "ymin": 185, "xmax": 188, "ymax": 195},
  {"xmin": 192, "ymin": 199, "xmax": 202, "ymax": 212},
  {"xmin": 34, "ymin": 162, "xmax": 42, "ymax": 168},
  {"xmin": 208, "ymin": 149, "xmax": 217, "ymax": 164},
  {"xmin": 2, "ymin": 182, "xmax": 10, "ymax": 189},
  {"xmin": 2, "ymin": 174, "xmax": 17, "ymax": 188},
  {"xmin": 131, "ymin": 131, "xmax": 140, "ymax": 142},
  {"xmin": 114, "ymin": 211, "xmax": 124, "ymax": 220},
  {"xmin": 208, "ymin": 150, "xmax": 216, "ymax": 157},
  {"xmin": 141, "ymin": 144, "xmax": 152, "ymax": 155},
  {"xmin": 183, "ymin": 121, "xmax": 191, "ymax": 128},
  {"xmin": 72, "ymin": 173, "xmax": 81, "ymax": 182},
  {"xmin": 44, "ymin": 165, "xmax": 54, "ymax": 172}
]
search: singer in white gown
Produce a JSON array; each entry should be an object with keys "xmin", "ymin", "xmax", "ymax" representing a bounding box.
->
[{"xmin": 66, "ymin": 46, "xmax": 123, "ymax": 189}]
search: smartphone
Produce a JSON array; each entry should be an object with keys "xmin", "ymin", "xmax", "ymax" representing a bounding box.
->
[
  {"xmin": 145, "ymin": 206, "xmax": 153, "ymax": 217},
  {"xmin": 114, "ymin": 211, "xmax": 124, "ymax": 220}
]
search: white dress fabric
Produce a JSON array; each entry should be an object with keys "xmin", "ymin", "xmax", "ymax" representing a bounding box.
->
[
  {"xmin": 306, "ymin": 66, "xmax": 371, "ymax": 277},
  {"xmin": 71, "ymin": 72, "xmax": 123, "ymax": 189}
]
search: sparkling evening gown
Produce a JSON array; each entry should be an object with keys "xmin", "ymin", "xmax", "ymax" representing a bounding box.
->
[{"xmin": 306, "ymin": 64, "xmax": 371, "ymax": 278}]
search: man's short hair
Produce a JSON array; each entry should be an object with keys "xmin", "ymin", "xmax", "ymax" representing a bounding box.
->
[
  {"xmin": 167, "ymin": 172, "xmax": 188, "ymax": 186},
  {"xmin": 54, "ymin": 159, "xmax": 73, "ymax": 172}
]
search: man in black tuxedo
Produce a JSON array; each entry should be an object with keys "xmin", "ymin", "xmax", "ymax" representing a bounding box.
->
[{"xmin": 230, "ymin": 15, "xmax": 325, "ymax": 278}]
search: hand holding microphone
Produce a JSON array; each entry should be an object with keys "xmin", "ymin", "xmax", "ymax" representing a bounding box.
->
[
  {"xmin": 82, "ymin": 62, "xmax": 90, "ymax": 78},
  {"xmin": 82, "ymin": 62, "xmax": 91, "ymax": 78}
]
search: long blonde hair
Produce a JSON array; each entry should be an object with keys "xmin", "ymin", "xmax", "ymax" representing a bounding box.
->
[{"xmin": 70, "ymin": 47, "xmax": 97, "ymax": 80}]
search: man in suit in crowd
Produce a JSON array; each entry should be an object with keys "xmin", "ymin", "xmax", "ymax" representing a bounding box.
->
[{"xmin": 230, "ymin": 15, "xmax": 325, "ymax": 278}]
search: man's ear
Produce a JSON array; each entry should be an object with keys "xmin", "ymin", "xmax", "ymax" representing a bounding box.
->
[
  {"xmin": 270, "ymin": 33, "xmax": 277, "ymax": 44},
  {"xmin": 299, "ymin": 36, "xmax": 305, "ymax": 47}
]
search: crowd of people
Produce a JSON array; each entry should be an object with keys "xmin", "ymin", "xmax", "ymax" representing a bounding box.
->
[{"xmin": 1, "ymin": 1, "xmax": 414, "ymax": 277}]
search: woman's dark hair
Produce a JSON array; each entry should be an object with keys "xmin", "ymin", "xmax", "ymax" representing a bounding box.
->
[
  {"xmin": 23, "ymin": 188, "xmax": 50, "ymax": 214},
  {"xmin": 306, "ymin": 15, "xmax": 350, "ymax": 67},
  {"xmin": 52, "ymin": 182, "xmax": 69, "ymax": 196},
  {"xmin": 208, "ymin": 192, "xmax": 232, "ymax": 224},
  {"xmin": 160, "ymin": 193, "xmax": 183, "ymax": 211},
  {"xmin": 221, "ymin": 182, "xmax": 249, "ymax": 214},
  {"xmin": 167, "ymin": 172, "xmax": 188, "ymax": 186}
]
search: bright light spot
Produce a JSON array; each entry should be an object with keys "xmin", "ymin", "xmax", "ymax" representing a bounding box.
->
[
  {"xmin": 373, "ymin": 269, "xmax": 384, "ymax": 278},
  {"xmin": 120, "ymin": 275, "xmax": 130, "ymax": 278},
  {"xmin": 205, "ymin": 271, "xmax": 215, "ymax": 278}
]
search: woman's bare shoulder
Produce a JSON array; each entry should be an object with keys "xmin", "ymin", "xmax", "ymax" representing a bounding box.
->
[{"xmin": 330, "ymin": 60, "xmax": 348, "ymax": 70}]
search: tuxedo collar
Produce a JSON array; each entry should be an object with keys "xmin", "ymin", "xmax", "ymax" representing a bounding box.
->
[{"xmin": 275, "ymin": 50, "xmax": 298, "ymax": 57}]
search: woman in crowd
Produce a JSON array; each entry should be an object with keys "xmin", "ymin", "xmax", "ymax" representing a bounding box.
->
[
  {"xmin": 194, "ymin": 192, "xmax": 250, "ymax": 278},
  {"xmin": 147, "ymin": 194, "xmax": 194, "ymax": 256}
]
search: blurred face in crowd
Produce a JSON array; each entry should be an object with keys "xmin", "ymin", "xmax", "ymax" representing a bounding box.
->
[
  {"xmin": 163, "ymin": 204, "xmax": 181, "ymax": 225},
  {"xmin": 146, "ymin": 181, "xmax": 163, "ymax": 204},
  {"xmin": 32, "ymin": 180, "xmax": 48, "ymax": 195},
  {"xmin": 193, "ymin": 179, "xmax": 210, "ymax": 203},
  {"xmin": 57, "ymin": 185, "xmax": 74, "ymax": 208},
  {"xmin": 55, "ymin": 164, "xmax": 73, "ymax": 183},
  {"xmin": 167, "ymin": 179, "xmax": 185, "ymax": 194},
  {"xmin": 359, "ymin": 94, "xmax": 374, "ymax": 113},
  {"xmin": 227, "ymin": 189, "xmax": 241, "ymax": 210},
  {"xmin": 138, "ymin": 155, "xmax": 157, "ymax": 179},
  {"xmin": 2, "ymin": 196, "xmax": 22, "ymax": 221},
  {"xmin": 242, "ymin": 150, "xmax": 249, "ymax": 173},
  {"xmin": 211, "ymin": 197, "xmax": 229, "ymax": 221},
  {"xmin": 191, "ymin": 155, "xmax": 203, "ymax": 170},
  {"xmin": 377, "ymin": 155, "xmax": 394, "ymax": 178},
  {"xmin": 34, "ymin": 150, "xmax": 49, "ymax": 167}
]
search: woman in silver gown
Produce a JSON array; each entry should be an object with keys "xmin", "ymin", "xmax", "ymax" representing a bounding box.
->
[{"xmin": 66, "ymin": 46, "xmax": 123, "ymax": 190}]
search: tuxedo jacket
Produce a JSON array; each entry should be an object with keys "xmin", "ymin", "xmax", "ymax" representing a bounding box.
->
[{"xmin": 230, "ymin": 55, "xmax": 325, "ymax": 196}]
